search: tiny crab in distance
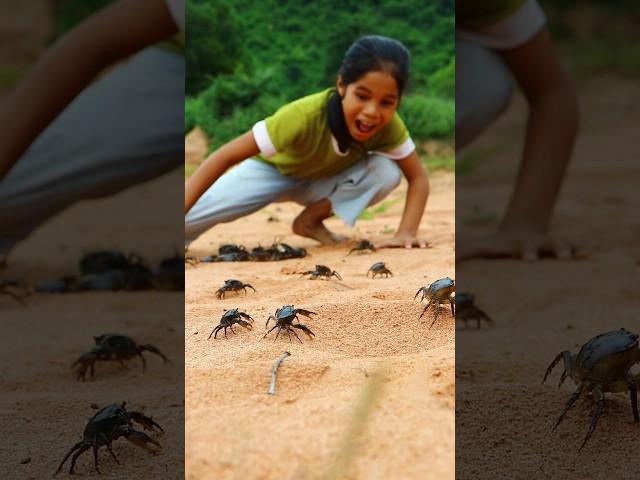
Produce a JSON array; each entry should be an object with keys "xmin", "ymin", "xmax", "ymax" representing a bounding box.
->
[
  {"xmin": 215, "ymin": 279, "xmax": 256, "ymax": 299},
  {"xmin": 415, "ymin": 277, "xmax": 455, "ymax": 328},
  {"xmin": 348, "ymin": 239, "xmax": 377, "ymax": 255},
  {"xmin": 209, "ymin": 308, "xmax": 254, "ymax": 339},
  {"xmin": 455, "ymin": 292, "xmax": 493, "ymax": 329},
  {"xmin": 264, "ymin": 305, "xmax": 316, "ymax": 343},
  {"xmin": 300, "ymin": 265, "xmax": 342, "ymax": 281},
  {"xmin": 367, "ymin": 262, "xmax": 393, "ymax": 278}
]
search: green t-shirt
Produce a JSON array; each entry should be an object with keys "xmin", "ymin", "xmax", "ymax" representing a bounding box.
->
[
  {"xmin": 252, "ymin": 88, "xmax": 415, "ymax": 179},
  {"xmin": 456, "ymin": 0, "xmax": 527, "ymax": 29}
]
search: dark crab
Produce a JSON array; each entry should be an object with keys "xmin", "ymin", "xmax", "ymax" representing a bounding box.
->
[
  {"xmin": 300, "ymin": 264, "xmax": 342, "ymax": 280},
  {"xmin": 54, "ymin": 401, "xmax": 163, "ymax": 475},
  {"xmin": 264, "ymin": 305, "xmax": 316, "ymax": 343},
  {"xmin": 215, "ymin": 279, "xmax": 256, "ymax": 299},
  {"xmin": 415, "ymin": 277, "xmax": 455, "ymax": 328},
  {"xmin": 72, "ymin": 334, "xmax": 169, "ymax": 381},
  {"xmin": 1, "ymin": 279, "xmax": 29, "ymax": 304},
  {"xmin": 367, "ymin": 262, "xmax": 393, "ymax": 278},
  {"xmin": 348, "ymin": 239, "xmax": 377, "ymax": 255},
  {"xmin": 79, "ymin": 251, "xmax": 146, "ymax": 275},
  {"xmin": 543, "ymin": 328, "xmax": 640, "ymax": 450},
  {"xmin": 455, "ymin": 292, "xmax": 493, "ymax": 329},
  {"xmin": 209, "ymin": 308, "xmax": 254, "ymax": 339}
]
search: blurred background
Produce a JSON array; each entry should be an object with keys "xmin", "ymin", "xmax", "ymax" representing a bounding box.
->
[{"xmin": 1, "ymin": 1, "xmax": 184, "ymax": 478}]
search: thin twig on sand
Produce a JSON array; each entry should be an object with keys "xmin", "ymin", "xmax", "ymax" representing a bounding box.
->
[{"xmin": 268, "ymin": 351, "xmax": 291, "ymax": 395}]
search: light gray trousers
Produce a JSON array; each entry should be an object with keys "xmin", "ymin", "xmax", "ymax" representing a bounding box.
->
[
  {"xmin": 185, "ymin": 154, "xmax": 402, "ymax": 244},
  {"xmin": 455, "ymin": 36, "xmax": 514, "ymax": 149},
  {"xmin": 0, "ymin": 47, "xmax": 184, "ymax": 256}
]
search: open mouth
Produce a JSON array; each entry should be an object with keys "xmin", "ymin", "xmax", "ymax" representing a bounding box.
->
[{"xmin": 355, "ymin": 119, "xmax": 376, "ymax": 135}]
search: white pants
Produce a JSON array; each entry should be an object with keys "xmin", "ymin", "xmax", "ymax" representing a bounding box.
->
[
  {"xmin": 185, "ymin": 154, "xmax": 402, "ymax": 244},
  {"xmin": 455, "ymin": 36, "xmax": 514, "ymax": 149},
  {"xmin": 0, "ymin": 47, "xmax": 184, "ymax": 256}
]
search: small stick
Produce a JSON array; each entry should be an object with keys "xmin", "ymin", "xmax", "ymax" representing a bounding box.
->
[{"xmin": 268, "ymin": 351, "xmax": 291, "ymax": 395}]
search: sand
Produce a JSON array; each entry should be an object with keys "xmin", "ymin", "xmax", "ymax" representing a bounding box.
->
[
  {"xmin": 456, "ymin": 75, "xmax": 640, "ymax": 479},
  {"xmin": 185, "ymin": 172, "xmax": 455, "ymax": 480}
]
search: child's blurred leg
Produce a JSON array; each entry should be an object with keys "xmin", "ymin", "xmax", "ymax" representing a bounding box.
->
[
  {"xmin": 456, "ymin": 36, "xmax": 514, "ymax": 149},
  {"xmin": 185, "ymin": 159, "xmax": 302, "ymax": 246},
  {"xmin": 0, "ymin": 47, "xmax": 183, "ymax": 257},
  {"xmin": 292, "ymin": 154, "xmax": 402, "ymax": 242}
]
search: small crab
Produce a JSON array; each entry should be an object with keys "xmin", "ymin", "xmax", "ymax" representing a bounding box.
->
[
  {"xmin": 54, "ymin": 401, "xmax": 163, "ymax": 475},
  {"xmin": 71, "ymin": 334, "xmax": 169, "ymax": 381},
  {"xmin": 264, "ymin": 305, "xmax": 316, "ymax": 343},
  {"xmin": 1, "ymin": 279, "xmax": 29, "ymax": 305},
  {"xmin": 209, "ymin": 308, "xmax": 254, "ymax": 339},
  {"xmin": 366, "ymin": 262, "xmax": 393, "ymax": 278},
  {"xmin": 455, "ymin": 292, "xmax": 493, "ymax": 329},
  {"xmin": 543, "ymin": 328, "xmax": 640, "ymax": 450},
  {"xmin": 215, "ymin": 279, "xmax": 256, "ymax": 299},
  {"xmin": 348, "ymin": 239, "xmax": 377, "ymax": 255},
  {"xmin": 79, "ymin": 251, "xmax": 146, "ymax": 275},
  {"xmin": 415, "ymin": 277, "xmax": 455, "ymax": 328},
  {"xmin": 300, "ymin": 265, "xmax": 342, "ymax": 280}
]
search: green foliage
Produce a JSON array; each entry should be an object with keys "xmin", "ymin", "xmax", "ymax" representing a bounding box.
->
[
  {"xmin": 399, "ymin": 95, "xmax": 454, "ymax": 139},
  {"xmin": 187, "ymin": 0, "xmax": 455, "ymax": 146},
  {"xmin": 186, "ymin": 0, "xmax": 246, "ymax": 95}
]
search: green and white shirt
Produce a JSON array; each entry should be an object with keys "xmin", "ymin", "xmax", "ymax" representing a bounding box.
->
[{"xmin": 252, "ymin": 88, "xmax": 415, "ymax": 179}]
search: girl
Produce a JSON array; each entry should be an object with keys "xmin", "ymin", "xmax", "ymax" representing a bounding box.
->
[
  {"xmin": 456, "ymin": 0, "xmax": 579, "ymax": 260},
  {"xmin": 0, "ymin": 0, "xmax": 184, "ymax": 266},
  {"xmin": 185, "ymin": 35, "xmax": 429, "ymax": 249}
]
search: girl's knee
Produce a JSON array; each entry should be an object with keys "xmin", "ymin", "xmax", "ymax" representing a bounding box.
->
[{"xmin": 369, "ymin": 155, "xmax": 402, "ymax": 192}]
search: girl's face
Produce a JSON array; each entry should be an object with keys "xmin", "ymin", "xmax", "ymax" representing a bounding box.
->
[{"xmin": 337, "ymin": 70, "xmax": 399, "ymax": 142}]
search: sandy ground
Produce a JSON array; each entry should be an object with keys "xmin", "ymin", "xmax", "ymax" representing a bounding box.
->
[
  {"xmin": 0, "ymin": 171, "xmax": 185, "ymax": 480},
  {"xmin": 185, "ymin": 172, "xmax": 455, "ymax": 480},
  {"xmin": 456, "ymin": 75, "xmax": 640, "ymax": 479}
]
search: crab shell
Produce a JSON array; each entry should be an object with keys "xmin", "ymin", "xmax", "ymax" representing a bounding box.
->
[
  {"xmin": 275, "ymin": 305, "xmax": 298, "ymax": 320},
  {"xmin": 573, "ymin": 328, "xmax": 640, "ymax": 385},
  {"xmin": 429, "ymin": 277, "xmax": 455, "ymax": 300}
]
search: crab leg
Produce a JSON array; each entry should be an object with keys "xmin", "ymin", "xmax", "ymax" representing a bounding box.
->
[
  {"xmin": 579, "ymin": 386, "xmax": 605, "ymax": 451},
  {"xmin": 553, "ymin": 384, "xmax": 584, "ymax": 431},
  {"xmin": 625, "ymin": 373, "xmax": 639, "ymax": 422},
  {"xmin": 140, "ymin": 344, "xmax": 170, "ymax": 364},
  {"xmin": 264, "ymin": 325, "xmax": 278, "ymax": 338},
  {"xmin": 209, "ymin": 325, "xmax": 222, "ymax": 339},
  {"xmin": 129, "ymin": 411, "xmax": 164, "ymax": 433},
  {"xmin": 429, "ymin": 304, "xmax": 441, "ymax": 329},
  {"xmin": 54, "ymin": 441, "xmax": 86, "ymax": 475},
  {"xmin": 542, "ymin": 350, "xmax": 571, "ymax": 384}
]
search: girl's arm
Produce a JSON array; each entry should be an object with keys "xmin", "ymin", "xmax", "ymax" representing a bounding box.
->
[
  {"xmin": 185, "ymin": 131, "xmax": 259, "ymax": 214},
  {"xmin": 0, "ymin": 0, "xmax": 179, "ymax": 181},
  {"xmin": 377, "ymin": 150, "xmax": 430, "ymax": 248},
  {"xmin": 460, "ymin": 28, "xmax": 579, "ymax": 260}
]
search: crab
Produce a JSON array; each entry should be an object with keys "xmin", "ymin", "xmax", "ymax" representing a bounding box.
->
[
  {"xmin": 543, "ymin": 328, "xmax": 640, "ymax": 450},
  {"xmin": 215, "ymin": 279, "xmax": 256, "ymax": 299},
  {"xmin": 54, "ymin": 401, "xmax": 163, "ymax": 475},
  {"xmin": 269, "ymin": 242, "xmax": 307, "ymax": 260},
  {"xmin": 455, "ymin": 292, "xmax": 493, "ymax": 329},
  {"xmin": 209, "ymin": 308, "xmax": 254, "ymax": 339},
  {"xmin": 79, "ymin": 251, "xmax": 146, "ymax": 275},
  {"xmin": 415, "ymin": 277, "xmax": 455, "ymax": 328},
  {"xmin": 1, "ymin": 279, "xmax": 29, "ymax": 304},
  {"xmin": 300, "ymin": 265, "xmax": 342, "ymax": 281},
  {"xmin": 71, "ymin": 334, "xmax": 169, "ymax": 381},
  {"xmin": 264, "ymin": 305, "xmax": 316, "ymax": 343},
  {"xmin": 366, "ymin": 262, "xmax": 393, "ymax": 278},
  {"xmin": 348, "ymin": 239, "xmax": 377, "ymax": 255}
]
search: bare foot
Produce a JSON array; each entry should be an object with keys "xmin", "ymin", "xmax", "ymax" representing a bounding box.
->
[{"xmin": 292, "ymin": 217, "xmax": 346, "ymax": 245}]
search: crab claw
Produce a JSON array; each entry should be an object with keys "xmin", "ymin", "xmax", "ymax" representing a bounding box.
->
[
  {"xmin": 129, "ymin": 411, "xmax": 164, "ymax": 434},
  {"xmin": 124, "ymin": 430, "xmax": 162, "ymax": 454},
  {"xmin": 293, "ymin": 323, "xmax": 315, "ymax": 339},
  {"xmin": 140, "ymin": 344, "xmax": 170, "ymax": 364}
]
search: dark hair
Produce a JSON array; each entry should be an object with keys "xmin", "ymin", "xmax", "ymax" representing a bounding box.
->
[{"xmin": 327, "ymin": 35, "xmax": 411, "ymax": 153}]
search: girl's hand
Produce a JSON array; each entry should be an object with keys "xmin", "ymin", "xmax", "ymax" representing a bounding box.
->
[
  {"xmin": 376, "ymin": 232, "xmax": 430, "ymax": 249},
  {"xmin": 457, "ymin": 226, "xmax": 578, "ymax": 261}
]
